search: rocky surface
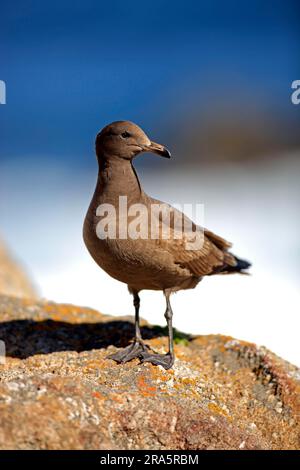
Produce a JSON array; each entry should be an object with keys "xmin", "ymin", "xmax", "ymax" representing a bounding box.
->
[
  {"xmin": 0, "ymin": 294, "xmax": 299, "ymax": 450},
  {"xmin": 0, "ymin": 240, "xmax": 36, "ymax": 298}
]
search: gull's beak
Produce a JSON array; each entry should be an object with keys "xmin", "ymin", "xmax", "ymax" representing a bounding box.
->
[{"xmin": 143, "ymin": 141, "xmax": 171, "ymax": 158}]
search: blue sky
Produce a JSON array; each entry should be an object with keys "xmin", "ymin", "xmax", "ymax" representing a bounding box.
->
[{"xmin": 0, "ymin": 0, "xmax": 299, "ymax": 166}]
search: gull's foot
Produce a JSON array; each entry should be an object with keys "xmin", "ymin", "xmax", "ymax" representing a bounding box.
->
[
  {"xmin": 107, "ymin": 340, "xmax": 150, "ymax": 364},
  {"xmin": 140, "ymin": 351, "xmax": 174, "ymax": 370}
]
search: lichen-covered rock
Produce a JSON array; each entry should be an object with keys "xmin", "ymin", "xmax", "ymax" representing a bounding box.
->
[
  {"xmin": 0, "ymin": 294, "xmax": 299, "ymax": 450},
  {"xmin": 0, "ymin": 241, "xmax": 36, "ymax": 298}
]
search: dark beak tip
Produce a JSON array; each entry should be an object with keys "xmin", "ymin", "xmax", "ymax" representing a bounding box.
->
[
  {"xmin": 147, "ymin": 142, "xmax": 171, "ymax": 159},
  {"xmin": 164, "ymin": 148, "xmax": 171, "ymax": 159}
]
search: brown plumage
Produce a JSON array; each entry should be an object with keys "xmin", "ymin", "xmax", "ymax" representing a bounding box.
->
[{"xmin": 83, "ymin": 121, "xmax": 251, "ymax": 369}]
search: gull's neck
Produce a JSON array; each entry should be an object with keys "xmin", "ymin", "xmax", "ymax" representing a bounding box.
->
[{"xmin": 96, "ymin": 154, "xmax": 142, "ymax": 204}]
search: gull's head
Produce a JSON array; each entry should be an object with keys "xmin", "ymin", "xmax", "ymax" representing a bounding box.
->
[{"xmin": 95, "ymin": 121, "xmax": 171, "ymax": 161}]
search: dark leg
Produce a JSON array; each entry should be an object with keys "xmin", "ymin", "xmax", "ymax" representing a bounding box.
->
[
  {"xmin": 141, "ymin": 290, "xmax": 175, "ymax": 369},
  {"xmin": 107, "ymin": 290, "xmax": 150, "ymax": 363},
  {"xmin": 133, "ymin": 292, "xmax": 142, "ymax": 341}
]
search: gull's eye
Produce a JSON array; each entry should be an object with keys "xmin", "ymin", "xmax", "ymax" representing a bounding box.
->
[{"xmin": 121, "ymin": 131, "xmax": 131, "ymax": 139}]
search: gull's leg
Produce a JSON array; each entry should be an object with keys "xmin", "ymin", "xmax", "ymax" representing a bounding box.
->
[
  {"xmin": 141, "ymin": 290, "xmax": 175, "ymax": 370},
  {"xmin": 107, "ymin": 290, "xmax": 150, "ymax": 363}
]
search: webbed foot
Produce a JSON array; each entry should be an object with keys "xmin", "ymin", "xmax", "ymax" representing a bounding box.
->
[
  {"xmin": 140, "ymin": 351, "xmax": 174, "ymax": 370},
  {"xmin": 107, "ymin": 340, "xmax": 150, "ymax": 364}
]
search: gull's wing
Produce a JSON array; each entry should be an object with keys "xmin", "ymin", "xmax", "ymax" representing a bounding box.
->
[{"xmin": 148, "ymin": 197, "xmax": 236, "ymax": 277}]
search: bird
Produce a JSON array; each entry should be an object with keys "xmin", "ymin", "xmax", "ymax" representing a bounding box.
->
[{"xmin": 83, "ymin": 120, "xmax": 251, "ymax": 369}]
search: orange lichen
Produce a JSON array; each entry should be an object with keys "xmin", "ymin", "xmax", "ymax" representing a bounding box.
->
[
  {"xmin": 208, "ymin": 402, "xmax": 231, "ymax": 420},
  {"xmin": 40, "ymin": 303, "xmax": 103, "ymax": 323},
  {"xmin": 137, "ymin": 374, "xmax": 157, "ymax": 397}
]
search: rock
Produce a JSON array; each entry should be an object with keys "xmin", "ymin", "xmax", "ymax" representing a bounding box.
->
[
  {"xmin": 0, "ymin": 240, "xmax": 36, "ymax": 298},
  {"xmin": 0, "ymin": 294, "xmax": 299, "ymax": 450}
]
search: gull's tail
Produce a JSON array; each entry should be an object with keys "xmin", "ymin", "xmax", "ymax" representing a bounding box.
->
[{"xmin": 220, "ymin": 254, "xmax": 252, "ymax": 274}]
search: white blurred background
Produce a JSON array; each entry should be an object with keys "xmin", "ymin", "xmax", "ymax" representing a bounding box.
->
[{"xmin": 1, "ymin": 152, "xmax": 299, "ymax": 366}]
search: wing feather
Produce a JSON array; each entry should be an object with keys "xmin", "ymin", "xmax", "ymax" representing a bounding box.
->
[{"xmin": 148, "ymin": 197, "xmax": 236, "ymax": 277}]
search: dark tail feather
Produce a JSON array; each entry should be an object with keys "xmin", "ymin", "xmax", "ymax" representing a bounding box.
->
[
  {"xmin": 219, "ymin": 254, "xmax": 252, "ymax": 274},
  {"xmin": 227, "ymin": 255, "xmax": 251, "ymax": 273}
]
